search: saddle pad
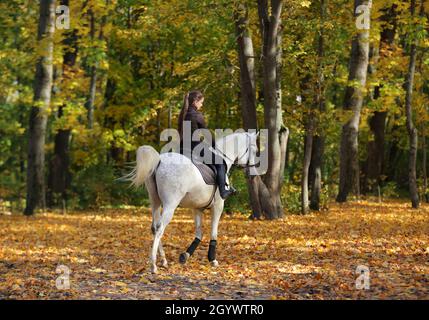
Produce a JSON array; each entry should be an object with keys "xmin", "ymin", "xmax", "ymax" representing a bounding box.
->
[
  {"xmin": 193, "ymin": 161, "xmax": 217, "ymax": 185},
  {"xmin": 179, "ymin": 147, "xmax": 217, "ymax": 185}
]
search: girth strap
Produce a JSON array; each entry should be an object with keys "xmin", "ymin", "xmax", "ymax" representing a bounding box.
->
[{"xmin": 199, "ymin": 185, "xmax": 217, "ymax": 210}]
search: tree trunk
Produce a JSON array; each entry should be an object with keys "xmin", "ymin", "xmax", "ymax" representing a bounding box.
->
[
  {"xmin": 48, "ymin": 0, "xmax": 76, "ymax": 211},
  {"xmin": 364, "ymin": 4, "xmax": 396, "ymax": 193},
  {"xmin": 258, "ymin": 0, "xmax": 284, "ymax": 219},
  {"xmin": 404, "ymin": 0, "xmax": 420, "ymax": 209},
  {"xmin": 24, "ymin": 0, "xmax": 56, "ymax": 216},
  {"xmin": 86, "ymin": 1, "xmax": 108, "ymax": 129},
  {"xmin": 236, "ymin": 1, "xmax": 286, "ymax": 219},
  {"xmin": 103, "ymin": 77, "xmax": 117, "ymax": 165},
  {"xmin": 309, "ymin": 0, "xmax": 326, "ymax": 211},
  {"xmin": 336, "ymin": 0, "xmax": 371, "ymax": 203},
  {"xmin": 168, "ymin": 103, "xmax": 172, "ymax": 129},
  {"xmin": 156, "ymin": 109, "xmax": 161, "ymax": 147},
  {"xmin": 310, "ymin": 135, "xmax": 324, "ymax": 210},
  {"xmin": 86, "ymin": 66, "xmax": 97, "ymax": 129},
  {"xmin": 86, "ymin": 9, "xmax": 97, "ymax": 129},
  {"xmin": 423, "ymin": 132, "xmax": 428, "ymax": 203},
  {"xmin": 279, "ymin": 126, "xmax": 289, "ymax": 186},
  {"xmin": 234, "ymin": 3, "xmax": 262, "ymax": 219},
  {"xmin": 276, "ymin": 24, "xmax": 289, "ymax": 187},
  {"xmin": 302, "ymin": 119, "xmax": 313, "ymax": 214},
  {"xmin": 365, "ymin": 111, "xmax": 386, "ymax": 191},
  {"xmin": 235, "ymin": 4, "xmax": 258, "ymax": 131}
]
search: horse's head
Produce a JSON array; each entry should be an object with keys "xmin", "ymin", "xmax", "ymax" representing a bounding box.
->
[{"xmin": 236, "ymin": 131, "xmax": 259, "ymax": 169}]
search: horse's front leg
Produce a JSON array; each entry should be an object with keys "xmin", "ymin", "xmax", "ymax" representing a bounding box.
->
[
  {"xmin": 208, "ymin": 196, "xmax": 224, "ymax": 267},
  {"xmin": 180, "ymin": 209, "xmax": 203, "ymax": 264}
]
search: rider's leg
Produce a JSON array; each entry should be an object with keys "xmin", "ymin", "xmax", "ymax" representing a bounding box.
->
[{"xmin": 214, "ymin": 161, "xmax": 236, "ymax": 200}]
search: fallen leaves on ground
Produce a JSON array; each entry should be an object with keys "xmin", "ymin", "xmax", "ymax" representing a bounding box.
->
[{"xmin": 0, "ymin": 200, "xmax": 428, "ymax": 299}]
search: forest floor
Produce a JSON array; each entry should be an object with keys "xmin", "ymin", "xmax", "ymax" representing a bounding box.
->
[{"xmin": 0, "ymin": 200, "xmax": 428, "ymax": 300}]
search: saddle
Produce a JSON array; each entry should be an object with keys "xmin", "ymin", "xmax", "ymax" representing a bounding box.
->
[
  {"xmin": 193, "ymin": 158, "xmax": 217, "ymax": 185},
  {"xmin": 181, "ymin": 147, "xmax": 217, "ymax": 185}
]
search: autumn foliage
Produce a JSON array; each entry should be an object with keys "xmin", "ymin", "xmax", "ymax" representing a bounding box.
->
[{"xmin": 0, "ymin": 200, "xmax": 427, "ymax": 299}]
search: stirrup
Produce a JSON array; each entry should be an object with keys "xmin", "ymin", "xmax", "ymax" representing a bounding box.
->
[
  {"xmin": 220, "ymin": 186, "xmax": 237, "ymax": 200},
  {"xmin": 224, "ymin": 181, "xmax": 236, "ymax": 191}
]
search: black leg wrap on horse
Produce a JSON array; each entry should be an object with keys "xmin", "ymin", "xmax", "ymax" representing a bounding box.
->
[
  {"xmin": 186, "ymin": 237, "xmax": 201, "ymax": 256},
  {"xmin": 208, "ymin": 240, "xmax": 217, "ymax": 261}
]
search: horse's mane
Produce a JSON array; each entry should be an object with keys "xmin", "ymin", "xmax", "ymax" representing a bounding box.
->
[{"xmin": 215, "ymin": 131, "xmax": 247, "ymax": 145}]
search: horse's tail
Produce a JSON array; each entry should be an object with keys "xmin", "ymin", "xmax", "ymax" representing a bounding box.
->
[{"xmin": 124, "ymin": 145, "xmax": 160, "ymax": 188}]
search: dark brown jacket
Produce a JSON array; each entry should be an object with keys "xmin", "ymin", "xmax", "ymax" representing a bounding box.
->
[
  {"xmin": 179, "ymin": 106, "xmax": 221, "ymax": 165},
  {"xmin": 185, "ymin": 105, "xmax": 207, "ymax": 133},
  {"xmin": 181, "ymin": 105, "xmax": 208, "ymax": 150}
]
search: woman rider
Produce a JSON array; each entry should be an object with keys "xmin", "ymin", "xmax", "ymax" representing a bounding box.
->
[{"xmin": 177, "ymin": 90, "xmax": 236, "ymax": 200}]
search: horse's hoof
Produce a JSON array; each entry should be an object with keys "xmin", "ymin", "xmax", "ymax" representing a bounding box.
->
[
  {"xmin": 179, "ymin": 252, "xmax": 190, "ymax": 264},
  {"xmin": 210, "ymin": 260, "xmax": 219, "ymax": 267},
  {"xmin": 161, "ymin": 259, "xmax": 168, "ymax": 268},
  {"xmin": 150, "ymin": 265, "xmax": 158, "ymax": 274}
]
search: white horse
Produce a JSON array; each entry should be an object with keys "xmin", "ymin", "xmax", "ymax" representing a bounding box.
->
[{"xmin": 127, "ymin": 132, "xmax": 259, "ymax": 273}]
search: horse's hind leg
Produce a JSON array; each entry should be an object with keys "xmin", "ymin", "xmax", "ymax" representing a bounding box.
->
[
  {"xmin": 179, "ymin": 209, "xmax": 203, "ymax": 264},
  {"xmin": 150, "ymin": 203, "xmax": 177, "ymax": 274},
  {"xmin": 147, "ymin": 175, "xmax": 168, "ymax": 269},
  {"xmin": 151, "ymin": 205, "xmax": 168, "ymax": 268}
]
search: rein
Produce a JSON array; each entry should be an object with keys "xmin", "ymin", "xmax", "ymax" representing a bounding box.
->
[{"xmin": 212, "ymin": 134, "xmax": 257, "ymax": 169}]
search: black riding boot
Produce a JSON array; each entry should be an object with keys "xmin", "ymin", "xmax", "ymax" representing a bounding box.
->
[{"xmin": 215, "ymin": 162, "xmax": 236, "ymax": 200}]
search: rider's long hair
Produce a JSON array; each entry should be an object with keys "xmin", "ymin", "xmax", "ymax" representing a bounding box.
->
[{"xmin": 178, "ymin": 90, "xmax": 204, "ymax": 139}]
